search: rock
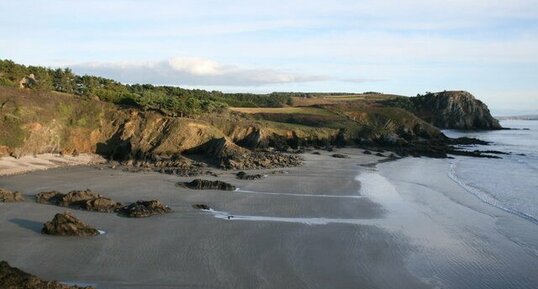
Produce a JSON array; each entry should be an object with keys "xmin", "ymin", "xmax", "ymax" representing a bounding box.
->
[
  {"xmin": 331, "ymin": 153, "xmax": 349, "ymax": 158},
  {"xmin": 192, "ymin": 137, "xmax": 303, "ymax": 170},
  {"xmin": 236, "ymin": 171, "xmax": 264, "ymax": 180},
  {"xmin": 117, "ymin": 200, "xmax": 172, "ymax": 218},
  {"xmin": 36, "ymin": 191, "xmax": 63, "ymax": 204},
  {"xmin": 0, "ymin": 261, "xmax": 93, "ymax": 289},
  {"xmin": 35, "ymin": 190, "xmax": 121, "ymax": 213},
  {"xmin": 82, "ymin": 197, "xmax": 122, "ymax": 213},
  {"xmin": 375, "ymin": 153, "xmax": 385, "ymax": 157},
  {"xmin": 0, "ymin": 188, "xmax": 24, "ymax": 202},
  {"xmin": 312, "ymin": 151, "xmax": 321, "ymax": 155},
  {"xmin": 192, "ymin": 204, "xmax": 211, "ymax": 210},
  {"xmin": 363, "ymin": 150, "xmax": 372, "ymax": 155},
  {"xmin": 411, "ymin": 91, "xmax": 502, "ymax": 130},
  {"xmin": 181, "ymin": 179, "xmax": 236, "ymax": 191},
  {"xmin": 41, "ymin": 212, "xmax": 100, "ymax": 237}
]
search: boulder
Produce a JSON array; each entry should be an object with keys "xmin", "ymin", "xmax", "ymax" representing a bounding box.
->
[
  {"xmin": 36, "ymin": 191, "xmax": 63, "ymax": 204},
  {"xmin": 0, "ymin": 188, "xmax": 24, "ymax": 202},
  {"xmin": 0, "ymin": 261, "xmax": 93, "ymax": 289},
  {"xmin": 236, "ymin": 171, "xmax": 264, "ymax": 180},
  {"xmin": 181, "ymin": 179, "xmax": 236, "ymax": 191},
  {"xmin": 41, "ymin": 212, "xmax": 100, "ymax": 237},
  {"xmin": 117, "ymin": 200, "xmax": 172, "ymax": 218},
  {"xmin": 36, "ymin": 190, "xmax": 121, "ymax": 212}
]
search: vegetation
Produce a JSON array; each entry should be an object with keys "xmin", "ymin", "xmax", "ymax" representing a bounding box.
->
[{"xmin": 0, "ymin": 59, "xmax": 294, "ymax": 116}]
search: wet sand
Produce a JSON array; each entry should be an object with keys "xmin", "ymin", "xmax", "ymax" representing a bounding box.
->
[{"xmin": 1, "ymin": 150, "xmax": 537, "ymax": 288}]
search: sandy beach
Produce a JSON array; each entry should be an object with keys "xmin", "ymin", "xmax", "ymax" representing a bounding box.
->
[
  {"xmin": 0, "ymin": 153, "xmax": 105, "ymax": 176},
  {"xmin": 1, "ymin": 149, "xmax": 538, "ymax": 289}
]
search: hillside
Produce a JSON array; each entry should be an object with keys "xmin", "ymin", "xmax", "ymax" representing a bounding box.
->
[{"xmin": 0, "ymin": 60, "xmax": 500, "ymax": 170}]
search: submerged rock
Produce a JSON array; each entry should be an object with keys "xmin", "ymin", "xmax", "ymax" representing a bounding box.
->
[
  {"xmin": 35, "ymin": 190, "xmax": 121, "ymax": 213},
  {"xmin": 0, "ymin": 188, "xmax": 24, "ymax": 202},
  {"xmin": 41, "ymin": 212, "xmax": 100, "ymax": 237},
  {"xmin": 181, "ymin": 179, "xmax": 236, "ymax": 191},
  {"xmin": 192, "ymin": 204, "xmax": 211, "ymax": 210},
  {"xmin": 236, "ymin": 171, "xmax": 264, "ymax": 180},
  {"xmin": 117, "ymin": 200, "xmax": 172, "ymax": 218},
  {"xmin": 0, "ymin": 261, "xmax": 93, "ymax": 289},
  {"xmin": 331, "ymin": 153, "xmax": 349, "ymax": 159}
]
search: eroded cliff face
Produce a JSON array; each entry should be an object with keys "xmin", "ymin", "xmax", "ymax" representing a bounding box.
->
[
  {"xmin": 411, "ymin": 91, "xmax": 501, "ymax": 130},
  {"xmin": 0, "ymin": 87, "xmax": 473, "ymax": 164}
]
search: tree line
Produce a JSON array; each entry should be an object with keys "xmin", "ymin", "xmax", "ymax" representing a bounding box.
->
[{"xmin": 0, "ymin": 59, "xmax": 294, "ymax": 116}]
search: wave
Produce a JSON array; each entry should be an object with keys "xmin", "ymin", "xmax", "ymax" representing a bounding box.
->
[{"xmin": 448, "ymin": 161, "xmax": 538, "ymax": 224}]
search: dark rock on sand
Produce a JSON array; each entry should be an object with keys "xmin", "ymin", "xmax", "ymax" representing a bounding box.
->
[
  {"xmin": 36, "ymin": 190, "xmax": 121, "ymax": 213},
  {"xmin": 331, "ymin": 153, "xmax": 349, "ymax": 159},
  {"xmin": 363, "ymin": 150, "xmax": 372, "ymax": 155},
  {"xmin": 311, "ymin": 151, "xmax": 321, "ymax": 155},
  {"xmin": 117, "ymin": 200, "xmax": 172, "ymax": 218},
  {"xmin": 181, "ymin": 179, "xmax": 236, "ymax": 191},
  {"xmin": 0, "ymin": 188, "xmax": 24, "ymax": 202},
  {"xmin": 192, "ymin": 204, "xmax": 211, "ymax": 210},
  {"xmin": 0, "ymin": 261, "xmax": 93, "ymax": 289},
  {"xmin": 375, "ymin": 153, "xmax": 385, "ymax": 157},
  {"xmin": 41, "ymin": 212, "xmax": 100, "ymax": 237},
  {"xmin": 236, "ymin": 171, "xmax": 264, "ymax": 180},
  {"xmin": 193, "ymin": 137, "xmax": 303, "ymax": 170}
]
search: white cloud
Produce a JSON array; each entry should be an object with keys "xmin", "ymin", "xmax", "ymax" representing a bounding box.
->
[{"xmin": 71, "ymin": 57, "xmax": 329, "ymax": 86}]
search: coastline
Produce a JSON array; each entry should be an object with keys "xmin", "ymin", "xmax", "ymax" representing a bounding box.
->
[{"xmin": 1, "ymin": 150, "xmax": 537, "ymax": 288}]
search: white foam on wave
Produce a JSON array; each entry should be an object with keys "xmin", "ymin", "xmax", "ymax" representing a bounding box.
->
[{"xmin": 448, "ymin": 160, "xmax": 538, "ymax": 224}]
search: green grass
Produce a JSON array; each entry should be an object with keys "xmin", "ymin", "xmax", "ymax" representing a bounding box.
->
[{"xmin": 229, "ymin": 106, "xmax": 335, "ymax": 116}]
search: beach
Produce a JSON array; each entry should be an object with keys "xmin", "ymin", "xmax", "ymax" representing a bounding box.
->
[{"xmin": 1, "ymin": 149, "xmax": 538, "ymax": 289}]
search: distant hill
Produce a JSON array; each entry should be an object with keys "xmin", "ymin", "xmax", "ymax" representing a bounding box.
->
[{"xmin": 497, "ymin": 115, "xmax": 538, "ymax": 121}]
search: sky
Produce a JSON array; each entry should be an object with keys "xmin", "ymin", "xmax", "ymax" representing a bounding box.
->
[{"xmin": 1, "ymin": 0, "xmax": 537, "ymax": 115}]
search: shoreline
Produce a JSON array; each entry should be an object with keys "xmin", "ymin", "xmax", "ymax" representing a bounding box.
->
[{"xmin": 1, "ymin": 150, "xmax": 537, "ymax": 288}]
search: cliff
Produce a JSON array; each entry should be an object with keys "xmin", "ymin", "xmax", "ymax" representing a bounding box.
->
[{"xmin": 410, "ymin": 91, "xmax": 502, "ymax": 130}]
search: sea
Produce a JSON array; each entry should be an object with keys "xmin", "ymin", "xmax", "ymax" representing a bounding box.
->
[{"xmin": 443, "ymin": 120, "xmax": 538, "ymax": 224}]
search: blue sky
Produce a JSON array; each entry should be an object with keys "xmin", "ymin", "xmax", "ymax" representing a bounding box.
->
[{"xmin": 1, "ymin": 0, "xmax": 537, "ymax": 114}]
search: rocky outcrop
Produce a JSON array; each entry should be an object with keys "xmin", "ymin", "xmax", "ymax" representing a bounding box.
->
[
  {"xmin": 117, "ymin": 200, "xmax": 172, "ymax": 218},
  {"xmin": 0, "ymin": 261, "xmax": 93, "ymax": 289},
  {"xmin": 41, "ymin": 212, "xmax": 100, "ymax": 237},
  {"xmin": 36, "ymin": 190, "xmax": 121, "ymax": 213},
  {"xmin": 189, "ymin": 137, "xmax": 303, "ymax": 169},
  {"xmin": 0, "ymin": 188, "xmax": 23, "ymax": 202},
  {"xmin": 411, "ymin": 91, "xmax": 502, "ymax": 130},
  {"xmin": 181, "ymin": 179, "xmax": 236, "ymax": 191},
  {"xmin": 236, "ymin": 171, "xmax": 264, "ymax": 180}
]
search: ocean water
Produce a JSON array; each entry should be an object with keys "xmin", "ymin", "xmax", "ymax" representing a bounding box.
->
[{"xmin": 443, "ymin": 120, "xmax": 538, "ymax": 223}]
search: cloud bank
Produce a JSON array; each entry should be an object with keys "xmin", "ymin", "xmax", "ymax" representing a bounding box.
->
[{"xmin": 71, "ymin": 57, "xmax": 329, "ymax": 86}]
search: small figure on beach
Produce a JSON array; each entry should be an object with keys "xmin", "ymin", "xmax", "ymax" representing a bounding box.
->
[{"xmin": 227, "ymin": 215, "xmax": 234, "ymax": 220}]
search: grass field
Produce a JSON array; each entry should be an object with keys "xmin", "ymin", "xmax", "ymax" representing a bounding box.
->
[{"xmin": 229, "ymin": 107, "xmax": 336, "ymax": 116}]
